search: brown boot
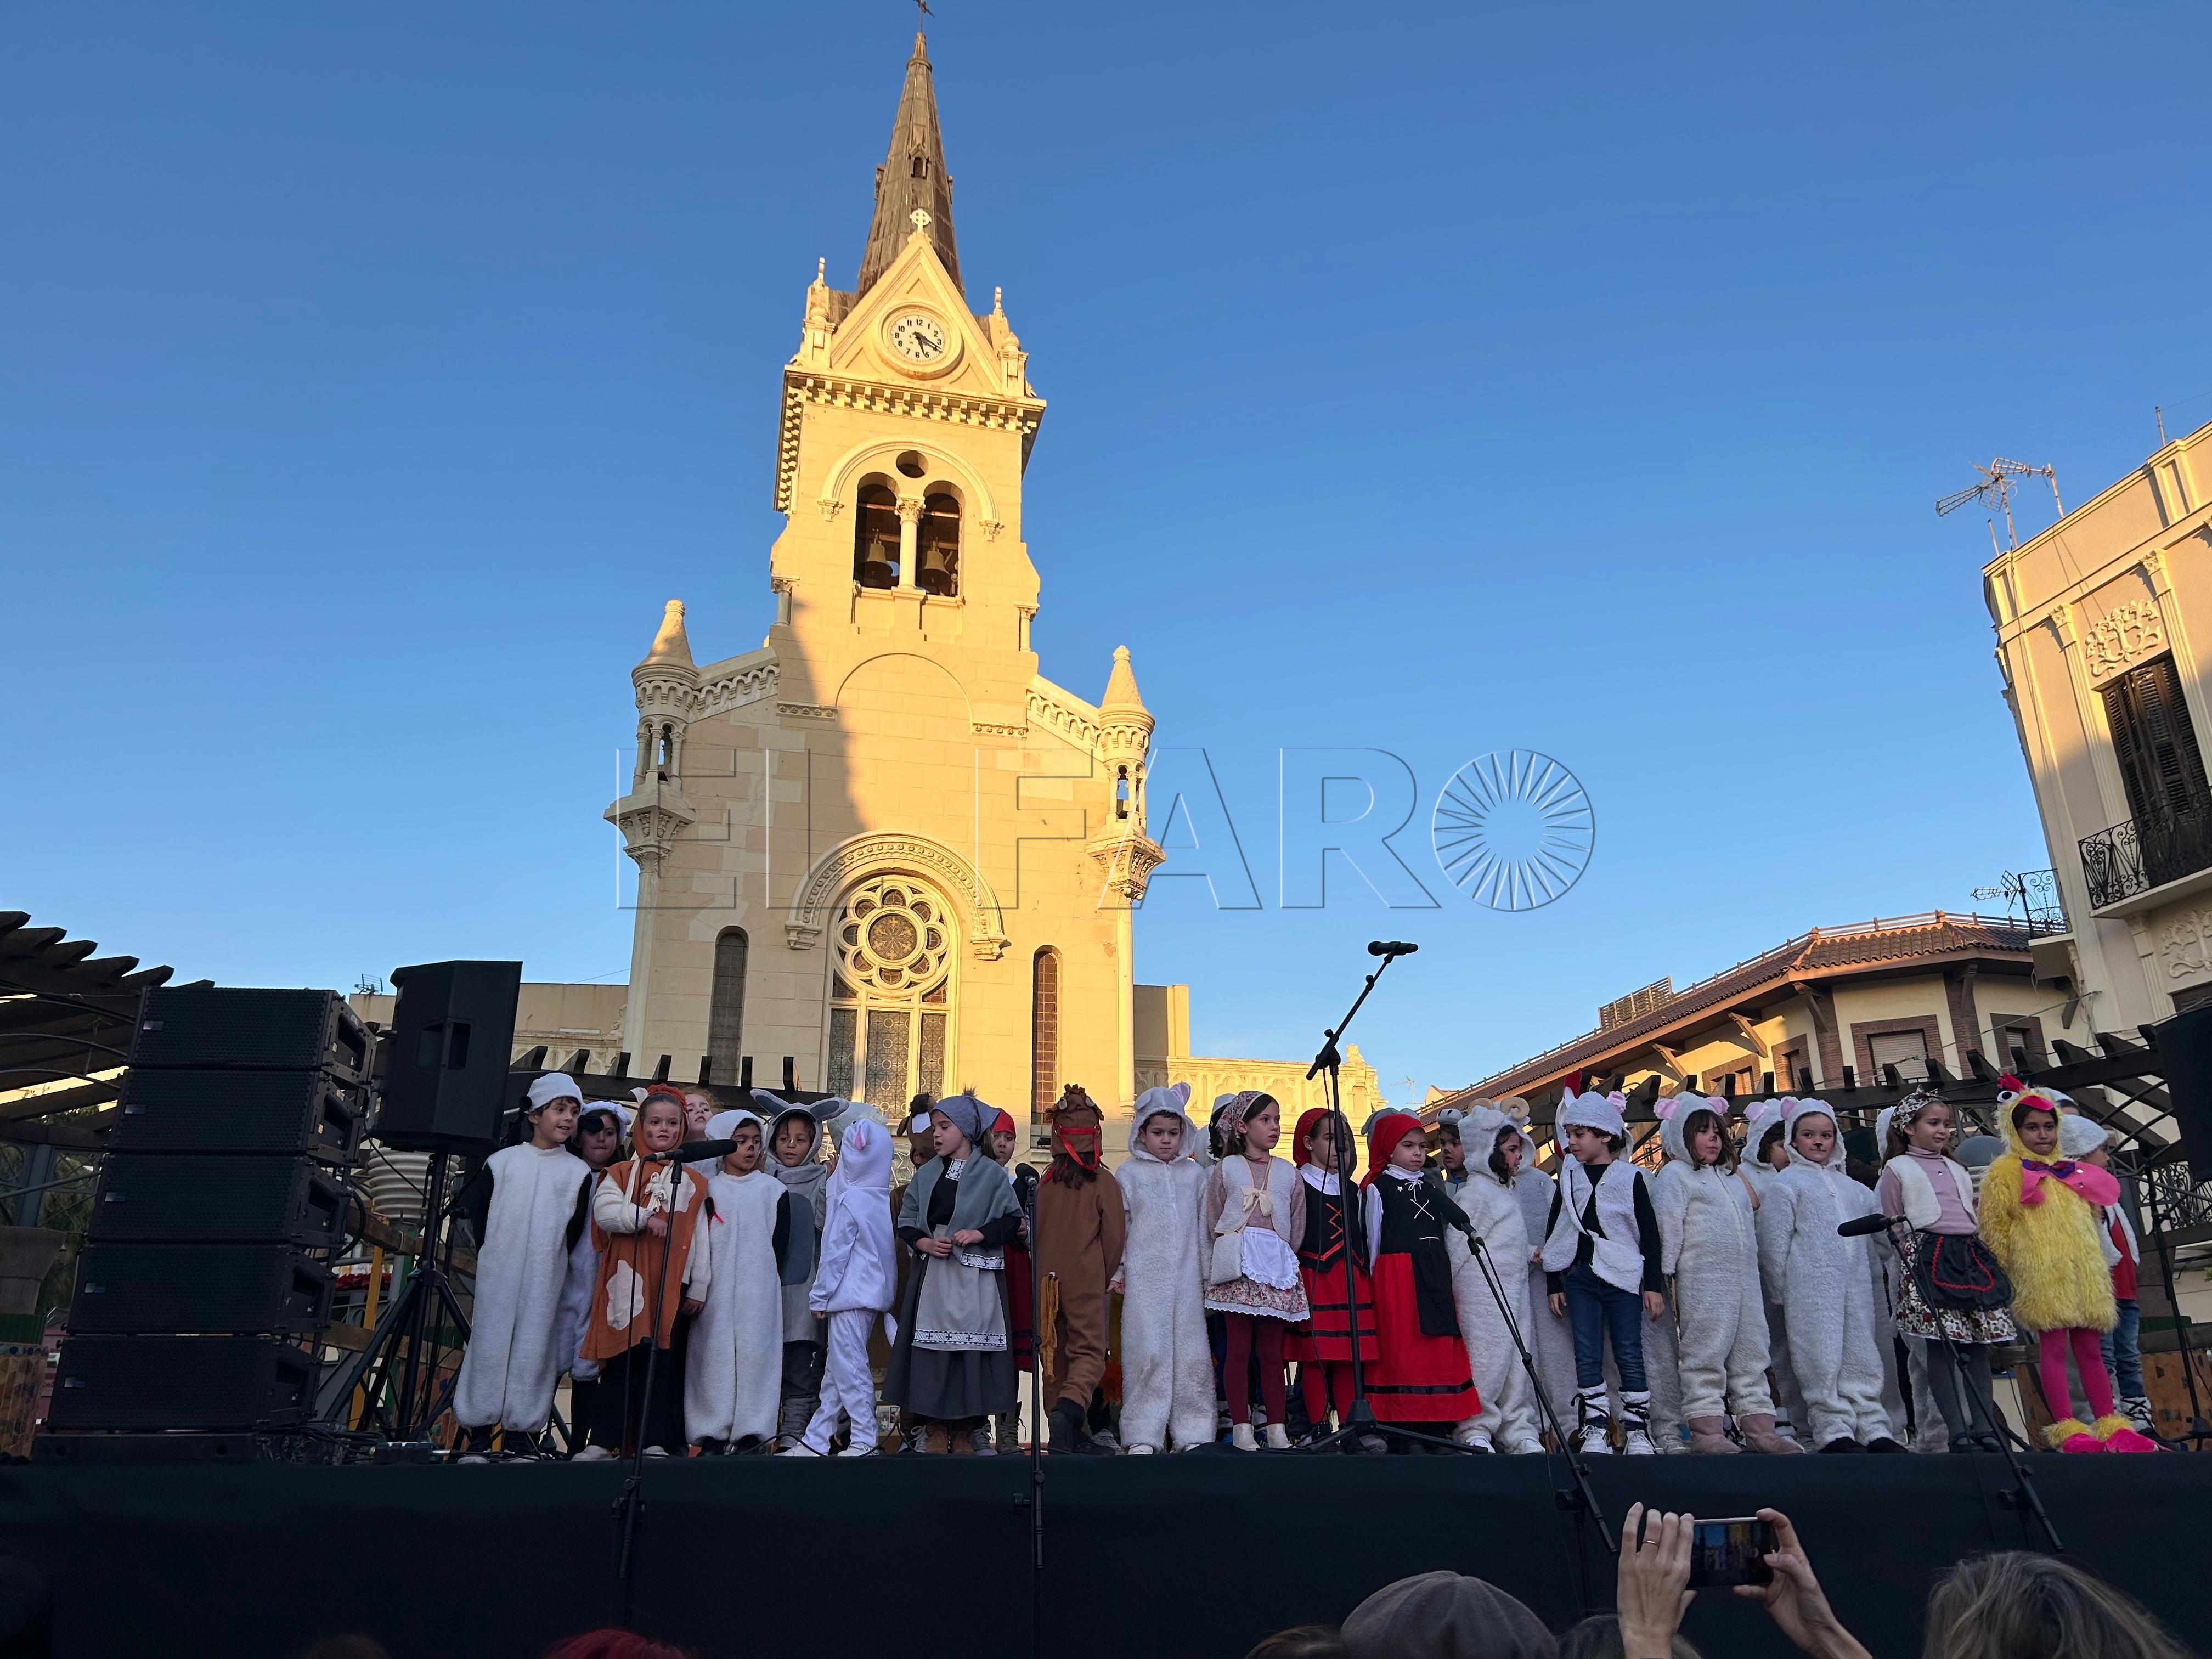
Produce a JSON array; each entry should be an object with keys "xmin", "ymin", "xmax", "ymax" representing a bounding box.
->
[
  {"xmin": 1739, "ymin": 1413, "xmax": 1804, "ymax": 1454},
  {"xmin": 919, "ymin": 1422, "xmax": 951, "ymax": 1455},
  {"xmin": 1686, "ymin": 1415, "xmax": 1739, "ymax": 1455}
]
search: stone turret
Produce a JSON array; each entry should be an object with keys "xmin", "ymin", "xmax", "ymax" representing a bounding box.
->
[{"xmin": 1088, "ymin": 646, "xmax": 1163, "ymax": 900}]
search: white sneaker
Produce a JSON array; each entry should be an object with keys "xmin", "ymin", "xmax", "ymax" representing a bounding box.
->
[
  {"xmin": 834, "ymin": 1443, "xmax": 876, "ymax": 1458},
  {"xmin": 1126, "ymin": 1443, "xmax": 1158, "ymax": 1456},
  {"xmin": 455, "ymin": 1453, "xmax": 490, "ymax": 1465},
  {"xmin": 1231, "ymin": 1423, "xmax": 1259, "ymax": 1452},
  {"xmin": 1621, "ymin": 1426, "xmax": 1657, "ymax": 1455},
  {"xmin": 572, "ymin": 1445, "xmax": 615, "ymax": 1463},
  {"xmin": 1573, "ymin": 1424, "xmax": 1614, "ymax": 1455},
  {"xmin": 777, "ymin": 1442, "xmax": 823, "ymax": 1457},
  {"xmin": 642, "ymin": 1445, "xmax": 669, "ymax": 1458},
  {"xmin": 1506, "ymin": 1437, "xmax": 1548, "ymax": 1455},
  {"xmin": 1454, "ymin": 1429, "xmax": 1495, "ymax": 1453},
  {"xmin": 1264, "ymin": 1424, "xmax": 1290, "ymax": 1451}
]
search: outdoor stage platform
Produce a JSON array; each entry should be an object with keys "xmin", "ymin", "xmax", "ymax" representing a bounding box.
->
[{"xmin": 2, "ymin": 1453, "xmax": 2208, "ymax": 1658}]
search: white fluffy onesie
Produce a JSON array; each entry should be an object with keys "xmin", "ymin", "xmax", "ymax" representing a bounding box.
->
[
  {"xmin": 798, "ymin": 1113, "xmax": 898, "ymax": 1455},
  {"xmin": 455, "ymin": 1141, "xmax": 591, "ymax": 1434},
  {"xmin": 1447, "ymin": 1103, "xmax": 1543, "ymax": 1453},
  {"xmin": 1650, "ymin": 1095, "xmax": 1773, "ymax": 1424},
  {"xmin": 1113, "ymin": 1084, "xmax": 1214, "ymax": 1453},
  {"xmin": 1752, "ymin": 1099, "xmax": 1889, "ymax": 1448}
]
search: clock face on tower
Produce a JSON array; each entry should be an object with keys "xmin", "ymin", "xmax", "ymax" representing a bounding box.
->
[{"xmin": 889, "ymin": 312, "xmax": 948, "ymax": 363}]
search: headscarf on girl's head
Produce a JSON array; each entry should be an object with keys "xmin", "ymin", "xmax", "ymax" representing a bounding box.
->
[
  {"xmin": 703, "ymin": 1107, "xmax": 765, "ymax": 1146},
  {"xmin": 985, "ymin": 1106, "xmax": 1020, "ymax": 1164},
  {"xmin": 1214, "ymin": 1090, "xmax": 1273, "ymax": 1155},
  {"xmin": 1291, "ymin": 1105, "xmax": 1328, "ymax": 1168},
  {"xmin": 931, "ymin": 1090, "xmax": 988, "ymax": 1150},
  {"xmin": 1363, "ymin": 1110, "xmax": 1425, "ymax": 1187},
  {"xmin": 1045, "ymin": 1085, "xmax": 1105, "ymax": 1186}
]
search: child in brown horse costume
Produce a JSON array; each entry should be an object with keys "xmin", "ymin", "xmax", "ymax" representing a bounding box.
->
[{"xmin": 1032, "ymin": 1085, "xmax": 1126, "ymax": 1453}]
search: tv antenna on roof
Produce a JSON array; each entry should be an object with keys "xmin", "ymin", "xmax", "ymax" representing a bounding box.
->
[{"xmin": 1936, "ymin": 458, "xmax": 2064, "ymax": 555}]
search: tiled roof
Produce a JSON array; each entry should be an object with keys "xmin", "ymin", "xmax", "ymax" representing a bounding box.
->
[{"xmin": 1437, "ymin": 912, "xmax": 2034, "ymax": 1108}]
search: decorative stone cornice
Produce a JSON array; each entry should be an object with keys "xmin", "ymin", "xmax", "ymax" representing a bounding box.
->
[
  {"xmin": 696, "ymin": 660, "xmax": 778, "ymax": 716},
  {"xmin": 971, "ymin": 720, "xmax": 1027, "ymax": 738},
  {"xmin": 1088, "ymin": 825, "xmax": 1165, "ymax": 903},
  {"xmin": 776, "ymin": 701, "xmax": 838, "ymax": 721},
  {"xmin": 787, "ymin": 832, "xmax": 1009, "ymax": 960},
  {"xmin": 1026, "ymin": 680, "xmax": 1100, "ymax": 752},
  {"xmin": 603, "ymin": 784, "xmax": 697, "ymax": 874},
  {"xmin": 776, "ymin": 371, "xmax": 1045, "ymax": 513}
]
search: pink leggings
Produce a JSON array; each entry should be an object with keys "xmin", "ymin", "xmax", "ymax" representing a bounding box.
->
[
  {"xmin": 1223, "ymin": 1313, "xmax": 1286, "ymax": 1427},
  {"xmin": 2038, "ymin": 1327, "xmax": 2114, "ymax": 1423}
]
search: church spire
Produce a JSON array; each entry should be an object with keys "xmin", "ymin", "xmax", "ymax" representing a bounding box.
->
[{"xmin": 854, "ymin": 30, "xmax": 962, "ymax": 300}]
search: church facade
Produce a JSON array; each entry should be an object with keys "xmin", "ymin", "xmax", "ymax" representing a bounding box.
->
[{"xmin": 604, "ymin": 32, "xmax": 1166, "ymax": 1142}]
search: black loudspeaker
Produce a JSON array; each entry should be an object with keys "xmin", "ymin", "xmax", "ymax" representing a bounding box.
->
[
  {"xmin": 132, "ymin": 987, "xmax": 369, "ymax": 1083},
  {"xmin": 2154, "ymin": 1005, "xmax": 2212, "ymax": 1184},
  {"xmin": 86, "ymin": 1155, "xmax": 348, "ymax": 1248},
  {"xmin": 110, "ymin": 1068, "xmax": 365, "ymax": 1161},
  {"xmin": 45, "ymin": 1336, "xmax": 317, "ymax": 1430},
  {"xmin": 374, "ymin": 960, "xmax": 523, "ymax": 1153},
  {"xmin": 68, "ymin": 1244, "xmax": 334, "ymax": 1335}
]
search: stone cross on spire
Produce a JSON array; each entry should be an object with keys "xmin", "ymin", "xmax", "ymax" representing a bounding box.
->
[{"xmin": 855, "ymin": 30, "xmax": 961, "ymax": 298}]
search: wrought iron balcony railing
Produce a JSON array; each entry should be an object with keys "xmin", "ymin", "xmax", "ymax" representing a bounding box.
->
[{"xmin": 2080, "ymin": 805, "xmax": 2212, "ymax": 910}]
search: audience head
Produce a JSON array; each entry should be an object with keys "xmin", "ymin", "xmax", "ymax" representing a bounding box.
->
[
  {"xmin": 1245, "ymin": 1628, "xmax": 1352, "ymax": 1659},
  {"xmin": 541, "ymin": 1635, "xmax": 697, "ymax": 1659},
  {"xmin": 1555, "ymin": 1616, "xmax": 1700, "ymax": 1659},
  {"xmin": 1340, "ymin": 1570, "xmax": 1556, "ymax": 1659},
  {"xmin": 1923, "ymin": 1551, "xmax": 2186, "ymax": 1659}
]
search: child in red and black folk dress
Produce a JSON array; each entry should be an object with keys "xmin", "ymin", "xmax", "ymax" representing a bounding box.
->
[
  {"xmin": 1361, "ymin": 1111, "xmax": 1479, "ymax": 1443},
  {"xmin": 984, "ymin": 1105, "xmax": 1037, "ymax": 1453},
  {"xmin": 1286, "ymin": 1107, "xmax": 1376, "ymax": 1443}
]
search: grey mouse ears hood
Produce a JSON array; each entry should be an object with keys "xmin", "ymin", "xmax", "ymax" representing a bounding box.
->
[
  {"xmin": 1782, "ymin": 1096, "xmax": 1844, "ymax": 1170},
  {"xmin": 1657, "ymin": 1088, "xmax": 1729, "ymax": 1165}
]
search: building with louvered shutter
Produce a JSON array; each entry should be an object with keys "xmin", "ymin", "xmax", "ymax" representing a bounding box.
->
[{"xmin": 1984, "ymin": 417, "xmax": 2212, "ymax": 1025}]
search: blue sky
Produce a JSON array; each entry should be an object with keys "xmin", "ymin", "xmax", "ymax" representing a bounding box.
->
[{"xmin": 5, "ymin": 3, "xmax": 2209, "ymax": 1102}]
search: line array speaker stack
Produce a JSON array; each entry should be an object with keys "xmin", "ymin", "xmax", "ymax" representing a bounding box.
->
[{"xmin": 36, "ymin": 988, "xmax": 369, "ymax": 1461}]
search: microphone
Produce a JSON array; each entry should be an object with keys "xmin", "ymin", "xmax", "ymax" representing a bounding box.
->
[
  {"xmin": 1368, "ymin": 940, "xmax": 1419, "ymax": 958},
  {"xmin": 1837, "ymin": 1212, "xmax": 1906, "ymax": 1238},
  {"xmin": 648, "ymin": 1138, "xmax": 738, "ymax": 1164}
]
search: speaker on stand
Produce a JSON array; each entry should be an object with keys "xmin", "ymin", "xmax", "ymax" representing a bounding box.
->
[{"xmin": 324, "ymin": 961, "xmax": 521, "ymax": 1444}]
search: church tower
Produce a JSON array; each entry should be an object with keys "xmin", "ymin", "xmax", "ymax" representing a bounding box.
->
[{"xmin": 607, "ymin": 30, "xmax": 1162, "ymax": 1142}]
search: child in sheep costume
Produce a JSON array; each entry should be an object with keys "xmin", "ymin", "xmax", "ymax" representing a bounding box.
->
[
  {"xmin": 1507, "ymin": 1111, "xmax": 1579, "ymax": 1431},
  {"xmin": 1752, "ymin": 1098, "xmax": 1897, "ymax": 1452},
  {"xmin": 792, "ymin": 1109, "xmax": 897, "ymax": 1456},
  {"xmin": 1110, "ymin": 1083, "xmax": 1214, "ymax": 1454},
  {"xmin": 687, "ymin": 1107, "xmax": 791, "ymax": 1454},
  {"xmin": 1739, "ymin": 1098, "xmax": 1807, "ymax": 1445},
  {"xmin": 1651, "ymin": 1092, "xmax": 1795, "ymax": 1454},
  {"xmin": 454, "ymin": 1073, "xmax": 593, "ymax": 1458},
  {"xmin": 1444, "ymin": 1101, "xmax": 1544, "ymax": 1454}
]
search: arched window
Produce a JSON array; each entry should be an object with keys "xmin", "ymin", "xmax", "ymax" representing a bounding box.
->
[
  {"xmin": 822, "ymin": 878, "xmax": 953, "ymax": 1109},
  {"xmin": 708, "ymin": 928, "xmax": 748, "ymax": 1078},
  {"xmin": 916, "ymin": 491, "xmax": 960, "ymax": 596},
  {"xmin": 854, "ymin": 482, "xmax": 900, "ymax": 588},
  {"xmin": 910, "ymin": 153, "xmax": 930, "ymax": 179},
  {"xmin": 1115, "ymin": 765, "xmax": 1131, "ymax": 820},
  {"xmin": 1030, "ymin": 948, "xmax": 1060, "ymax": 1140}
]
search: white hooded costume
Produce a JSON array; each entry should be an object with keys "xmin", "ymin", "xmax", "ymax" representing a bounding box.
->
[
  {"xmin": 1650, "ymin": 1093, "xmax": 1773, "ymax": 1421},
  {"xmin": 1752, "ymin": 1098, "xmax": 1888, "ymax": 1447},
  {"xmin": 554, "ymin": 1102, "xmax": 631, "ymax": 1387},
  {"xmin": 1113, "ymin": 1084, "xmax": 1214, "ymax": 1453},
  {"xmin": 684, "ymin": 1108, "xmax": 788, "ymax": 1448},
  {"xmin": 454, "ymin": 1075, "xmax": 592, "ymax": 1434},
  {"xmin": 798, "ymin": 1113, "xmax": 899, "ymax": 1454},
  {"xmin": 1446, "ymin": 1102, "xmax": 1544, "ymax": 1452},
  {"xmin": 1512, "ymin": 1128, "xmax": 1578, "ymax": 1429}
]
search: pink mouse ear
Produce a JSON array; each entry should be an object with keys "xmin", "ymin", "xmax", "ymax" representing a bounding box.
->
[{"xmin": 1654, "ymin": 1096, "xmax": 1678, "ymax": 1120}]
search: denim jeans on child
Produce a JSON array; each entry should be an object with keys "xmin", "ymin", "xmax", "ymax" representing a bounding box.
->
[
  {"xmin": 1564, "ymin": 1262, "xmax": 1646, "ymax": 1392},
  {"xmin": 2102, "ymin": 1298, "xmax": 2143, "ymax": 1398}
]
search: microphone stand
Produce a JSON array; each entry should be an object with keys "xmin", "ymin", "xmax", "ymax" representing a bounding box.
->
[
  {"xmin": 1880, "ymin": 1220, "xmax": 2061, "ymax": 1554},
  {"xmin": 1300, "ymin": 948, "xmax": 1477, "ymax": 1457},
  {"xmin": 1451, "ymin": 1211, "xmax": 1615, "ymax": 1599},
  {"xmin": 615, "ymin": 1152, "xmax": 690, "ymax": 1625}
]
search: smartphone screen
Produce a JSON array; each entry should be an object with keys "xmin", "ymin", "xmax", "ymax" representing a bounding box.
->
[{"xmin": 1688, "ymin": 1516, "xmax": 1776, "ymax": 1588}]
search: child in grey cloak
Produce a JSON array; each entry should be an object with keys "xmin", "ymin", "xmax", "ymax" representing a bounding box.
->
[
  {"xmin": 1110, "ymin": 1082, "xmax": 1213, "ymax": 1454},
  {"xmin": 1447, "ymin": 1102, "xmax": 1545, "ymax": 1454},
  {"xmin": 1753, "ymin": 1098, "xmax": 1899, "ymax": 1453},
  {"xmin": 758, "ymin": 1091, "xmax": 837, "ymax": 1449},
  {"xmin": 686, "ymin": 1108, "xmax": 790, "ymax": 1453},
  {"xmin": 455, "ymin": 1073, "xmax": 590, "ymax": 1460},
  {"xmin": 1650, "ymin": 1092, "xmax": 1796, "ymax": 1454},
  {"xmin": 887, "ymin": 1091, "xmax": 1024, "ymax": 1451}
]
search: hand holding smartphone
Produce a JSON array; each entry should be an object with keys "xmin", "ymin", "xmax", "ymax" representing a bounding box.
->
[{"xmin": 1688, "ymin": 1516, "xmax": 1776, "ymax": 1588}]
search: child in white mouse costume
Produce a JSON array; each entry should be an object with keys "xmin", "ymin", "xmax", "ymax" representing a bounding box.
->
[
  {"xmin": 1651, "ymin": 1091, "xmax": 1796, "ymax": 1454},
  {"xmin": 1111, "ymin": 1082, "xmax": 1214, "ymax": 1454},
  {"xmin": 1753, "ymin": 1098, "xmax": 1899, "ymax": 1453},
  {"xmin": 1443, "ymin": 1100, "xmax": 1545, "ymax": 1454}
]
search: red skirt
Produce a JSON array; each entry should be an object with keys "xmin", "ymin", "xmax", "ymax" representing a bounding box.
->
[
  {"xmin": 1365, "ymin": 1253, "xmax": 1478, "ymax": 1422},
  {"xmin": 1287, "ymin": 1259, "xmax": 1378, "ymax": 1363},
  {"xmin": 1005, "ymin": 1244, "xmax": 1036, "ymax": 1367}
]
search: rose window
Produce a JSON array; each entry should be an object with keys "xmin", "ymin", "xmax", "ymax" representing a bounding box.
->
[{"xmin": 836, "ymin": 878, "xmax": 950, "ymax": 994}]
